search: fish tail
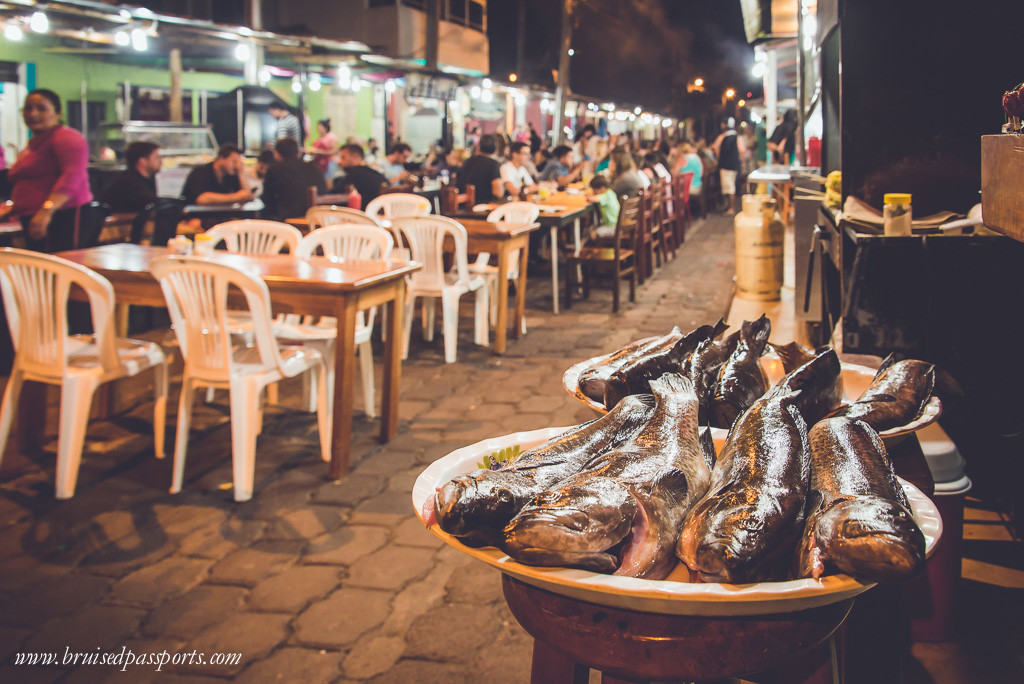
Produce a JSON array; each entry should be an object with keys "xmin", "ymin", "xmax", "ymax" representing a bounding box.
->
[
  {"xmin": 741, "ymin": 314, "xmax": 772, "ymax": 353},
  {"xmin": 648, "ymin": 373, "xmax": 696, "ymax": 400}
]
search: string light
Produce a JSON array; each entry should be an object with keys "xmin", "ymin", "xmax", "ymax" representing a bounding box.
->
[
  {"xmin": 234, "ymin": 43, "xmax": 250, "ymax": 61},
  {"xmin": 4, "ymin": 24, "xmax": 23, "ymax": 41},
  {"xmin": 29, "ymin": 11, "xmax": 49, "ymax": 33},
  {"xmin": 130, "ymin": 27, "xmax": 147, "ymax": 51}
]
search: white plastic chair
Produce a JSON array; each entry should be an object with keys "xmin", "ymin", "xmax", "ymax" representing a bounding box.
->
[
  {"xmin": 365, "ymin": 193, "xmax": 432, "ymax": 221},
  {"xmin": 151, "ymin": 256, "xmax": 331, "ymax": 502},
  {"xmin": 204, "ymin": 220, "xmax": 301, "ymax": 254},
  {"xmin": 290, "ymin": 224, "xmax": 395, "ymax": 417},
  {"xmin": 391, "ymin": 216, "xmax": 489, "ymax": 364},
  {"xmin": 305, "ymin": 206, "xmax": 382, "ymax": 231},
  {"xmin": 0, "ymin": 248, "xmax": 168, "ymax": 499},
  {"xmin": 469, "ymin": 202, "xmax": 540, "ymax": 335}
]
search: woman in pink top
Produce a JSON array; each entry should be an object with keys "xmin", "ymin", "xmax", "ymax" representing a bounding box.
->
[{"xmin": 0, "ymin": 89, "xmax": 94, "ymax": 252}]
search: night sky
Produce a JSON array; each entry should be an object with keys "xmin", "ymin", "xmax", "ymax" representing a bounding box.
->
[{"xmin": 487, "ymin": 0, "xmax": 758, "ymax": 114}]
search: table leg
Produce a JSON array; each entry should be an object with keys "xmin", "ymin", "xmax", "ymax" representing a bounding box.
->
[
  {"xmin": 530, "ymin": 639, "xmax": 589, "ymax": 684},
  {"xmin": 328, "ymin": 296, "xmax": 358, "ymax": 480},
  {"xmin": 494, "ymin": 244, "xmax": 510, "ymax": 354},
  {"xmin": 572, "ymin": 217, "xmax": 583, "ymax": 286},
  {"xmin": 379, "ymin": 283, "xmax": 403, "ymax": 445},
  {"xmin": 549, "ymin": 225, "xmax": 560, "ymax": 314},
  {"xmin": 514, "ymin": 239, "xmax": 529, "ymax": 339}
]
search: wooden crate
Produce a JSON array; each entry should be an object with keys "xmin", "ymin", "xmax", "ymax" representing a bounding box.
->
[{"xmin": 981, "ymin": 134, "xmax": 1024, "ymax": 241}]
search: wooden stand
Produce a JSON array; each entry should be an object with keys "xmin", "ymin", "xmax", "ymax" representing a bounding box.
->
[{"xmin": 503, "ymin": 575, "xmax": 852, "ymax": 683}]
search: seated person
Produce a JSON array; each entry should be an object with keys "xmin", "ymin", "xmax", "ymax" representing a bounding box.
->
[
  {"xmin": 379, "ymin": 142, "xmax": 414, "ymax": 185},
  {"xmin": 261, "ymin": 137, "xmax": 326, "ymax": 220},
  {"xmin": 100, "ymin": 141, "xmax": 161, "ymax": 212},
  {"xmin": 586, "ymin": 175, "xmax": 620, "ymax": 237},
  {"xmin": 539, "ymin": 145, "xmax": 584, "ymax": 188},
  {"xmin": 458, "ymin": 134, "xmax": 504, "ymax": 204},
  {"xmin": 331, "ymin": 143, "xmax": 387, "ymax": 211},
  {"xmin": 181, "ymin": 143, "xmax": 253, "ymax": 206},
  {"xmin": 500, "ymin": 142, "xmax": 538, "ymax": 198}
]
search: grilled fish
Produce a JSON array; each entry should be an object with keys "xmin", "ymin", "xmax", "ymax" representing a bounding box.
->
[
  {"xmin": 604, "ymin": 319, "xmax": 727, "ymax": 410},
  {"xmin": 578, "ymin": 327, "xmax": 683, "ymax": 403},
  {"xmin": 797, "ymin": 417, "xmax": 925, "ymax": 582},
  {"xmin": 825, "ymin": 354, "xmax": 936, "ymax": 432},
  {"xmin": 430, "ymin": 394, "xmax": 655, "ymax": 546},
  {"xmin": 505, "ymin": 374, "xmax": 711, "ymax": 579},
  {"xmin": 709, "ymin": 315, "xmax": 772, "ymax": 429}
]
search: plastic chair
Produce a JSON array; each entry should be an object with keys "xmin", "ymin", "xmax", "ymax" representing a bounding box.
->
[
  {"xmin": 291, "ymin": 224, "xmax": 395, "ymax": 417},
  {"xmin": 204, "ymin": 219, "xmax": 301, "ymax": 254},
  {"xmin": 0, "ymin": 248, "xmax": 168, "ymax": 499},
  {"xmin": 305, "ymin": 206, "xmax": 382, "ymax": 231},
  {"xmin": 469, "ymin": 201, "xmax": 540, "ymax": 335},
  {"xmin": 365, "ymin": 193, "xmax": 432, "ymax": 221},
  {"xmin": 151, "ymin": 256, "xmax": 331, "ymax": 502},
  {"xmin": 391, "ymin": 216, "xmax": 489, "ymax": 364}
]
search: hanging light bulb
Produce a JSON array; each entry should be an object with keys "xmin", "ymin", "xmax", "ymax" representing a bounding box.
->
[
  {"xmin": 30, "ymin": 11, "xmax": 49, "ymax": 33},
  {"xmin": 4, "ymin": 24, "xmax": 23, "ymax": 41},
  {"xmin": 470, "ymin": 85, "xmax": 481, "ymax": 99},
  {"xmin": 481, "ymin": 78, "xmax": 492, "ymax": 89},
  {"xmin": 481, "ymin": 89, "xmax": 494, "ymax": 103},
  {"xmin": 259, "ymin": 67, "xmax": 271, "ymax": 84},
  {"xmin": 114, "ymin": 29, "xmax": 130, "ymax": 46},
  {"xmin": 384, "ymin": 80, "xmax": 396, "ymax": 94},
  {"xmin": 309, "ymin": 75, "xmax": 322, "ymax": 92},
  {"xmin": 234, "ymin": 43, "xmax": 250, "ymax": 61},
  {"xmin": 291, "ymin": 77, "xmax": 302, "ymax": 93},
  {"xmin": 130, "ymin": 27, "xmax": 147, "ymax": 51},
  {"xmin": 350, "ymin": 78, "xmax": 362, "ymax": 93}
]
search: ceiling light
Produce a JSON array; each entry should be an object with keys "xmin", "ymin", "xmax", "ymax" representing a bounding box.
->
[
  {"xmin": 30, "ymin": 11, "xmax": 48, "ymax": 33},
  {"xmin": 470, "ymin": 85, "xmax": 481, "ymax": 98},
  {"xmin": 114, "ymin": 29, "xmax": 130, "ymax": 46},
  {"xmin": 481, "ymin": 78, "xmax": 492, "ymax": 89},
  {"xmin": 259, "ymin": 67, "xmax": 271, "ymax": 84},
  {"xmin": 309, "ymin": 75, "xmax": 322, "ymax": 92},
  {"xmin": 384, "ymin": 80, "xmax": 396, "ymax": 94},
  {"xmin": 481, "ymin": 89, "xmax": 493, "ymax": 103},
  {"xmin": 4, "ymin": 24, "xmax": 23, "ymax": 41},
  {"xmin": 234, "ymin": 43, "xmax": 250, "ymax": 61},
  {"xmin": 130, "ymin": 27, "xmax": 147, "ymax": 51}
]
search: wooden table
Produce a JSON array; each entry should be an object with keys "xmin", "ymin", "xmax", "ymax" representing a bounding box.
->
[
  {"xmin": 182, "ymin": 199, "xmax": 264, "ymax": 229},
  {"xmin": 459, "ymin": 219, "xmax": 539, "ymax": 354},
  {"xmin": 52, "ymin": 243, "xmax": 420, "ymax": 479}
]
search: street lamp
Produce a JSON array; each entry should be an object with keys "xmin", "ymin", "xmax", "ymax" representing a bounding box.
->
[{"xmin": 725, "ymin": 88, "xmax": 736, "ymax": 99}]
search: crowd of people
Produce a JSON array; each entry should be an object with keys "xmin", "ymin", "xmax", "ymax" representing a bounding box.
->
[{"xmin": 0, "ymin": 87, "xmax": 783, "ymax": 255}]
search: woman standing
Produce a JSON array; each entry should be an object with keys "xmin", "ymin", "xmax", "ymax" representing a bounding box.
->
[
  {"xmin": 308, "ymin": 119, "xmax": 339, "ymax": 179},
  {"xmin": 0, "ymin": 89, "xmax": 93, "ymax": 252}
]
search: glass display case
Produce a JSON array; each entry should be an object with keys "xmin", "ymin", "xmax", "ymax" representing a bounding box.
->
[{"xmin": 89, "ymin": 122, "xmax": 218, "ymax": 198}]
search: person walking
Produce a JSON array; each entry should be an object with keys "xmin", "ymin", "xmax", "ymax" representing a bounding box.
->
[{"xmin": 712, "ymin": 117, "xmax": 747, "ymax": 215}]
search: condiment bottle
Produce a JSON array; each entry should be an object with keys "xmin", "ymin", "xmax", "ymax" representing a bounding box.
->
[
  {"xmin": 518, "ymin": 180, "xmax": 528, "ymax": 201},
  {"xmin": 347, "ymin": 184, "xmax": 362, "ymax": 210},
  {"xmin": 168, "ymin": 235, "xmax": 192, "ymax": 256},
  {"xmin": 883, "ymin": 193, "xmax": 912, "ymax": 236},
  {"xmin": 194, "ymin": 233, "xmax": 214, "ymax": 256}
]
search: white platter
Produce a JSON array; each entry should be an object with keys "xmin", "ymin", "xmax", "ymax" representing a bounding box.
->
[
  {"xmin": 562, "ymin": 351, "xmax": 942, "ymax": 439},
  {"xmin": 412, "ymin": 426, "xmax": 942, "ymax": 617}
]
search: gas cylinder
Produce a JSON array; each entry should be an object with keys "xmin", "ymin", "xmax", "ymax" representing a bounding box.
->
[{"xmin": 734, "ymin": 195, "xmax": 784, "ymax": 301}]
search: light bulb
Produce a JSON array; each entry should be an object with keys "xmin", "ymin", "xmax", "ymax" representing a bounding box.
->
[
  {"xmin": 4, "ymin": 24, "xmax": 23, "ymax": 41},
  {"xmin": 30, "ymin": 11, "xmax": 48, "ymax": 33},
  {"xmin": 131, "ymin": 27, "xmax": 147, "ymax": 51},
  {"xmin": 309, "ymin": 77, "xmax": 321, "ymax": 92},
  {"xmin": 234, "ymin": 43, "xmax": 250, "ymax": 61},
  {"xmin": 114, "ymin": 29, "xmax": 130, "ymax": 46}
]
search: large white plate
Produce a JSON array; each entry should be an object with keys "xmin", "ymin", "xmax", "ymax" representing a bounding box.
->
[
  {"xmin": 412, "ymin": 426, "xmax": 942, "ymax": 617},
  {"xmin": 562, "ymin": 351, "xmax": 942, "ymax": 439}
]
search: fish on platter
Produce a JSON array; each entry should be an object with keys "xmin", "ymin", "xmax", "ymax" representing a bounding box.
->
[
  {"xmin": 687, "ymin": 328, "xmax": 740, "ymax": 422},
  {"xmin": 768, "ymin": 347, "xmax": 845, "ymax": 426},
  {"xmin": 505, "ymin": 374, "xmax": 712, "ymax": 580},
  {"xmin": 709, "ymin": 315, "xmax": 772, "ymax": 429},
  {"xmin": 603, "ymin": 319, "xmax": 727, "ymax": 410},
  {"xmin": 797, "ymin": 417, "xmax": 926, "ymax": 582},
  {"xmin": 429, "ymin": 394, "xmax": 655, "ymax": 546},
  {"xmin": 577, "ymin": 327, "xmax": 683, "ymax": 403},
  {"xmin": 825, "ymin": 354, "xmax": 936, "ymax": 432}
]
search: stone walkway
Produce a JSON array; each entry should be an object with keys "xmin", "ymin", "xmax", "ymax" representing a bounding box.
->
[{"xmin": 0, "ymin": 215, "xmax": 737, "ymax": 683}]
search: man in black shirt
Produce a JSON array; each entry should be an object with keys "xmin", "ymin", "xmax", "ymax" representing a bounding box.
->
[
  {"xmin": 100, "ymin": 141, "xmax": 161, "ymax": 212},
  {"xmin": 181, "ymin": 143, "xmax": 254, "ymax": 206},
  {"xmin": 331, "ymin": 143, "xmax": 386, "ymax": 211},
  {"xmin": 261, "ymin": 137, "xmax": 326, "ymax": 220},
  {"xmin": 458, "ymin": 133, "xmax": 503, "ymax": 203}
]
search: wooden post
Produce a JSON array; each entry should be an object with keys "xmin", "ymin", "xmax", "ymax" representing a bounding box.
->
[{"xmin": 169, "ymin": 48, "xmax": 183, "ymax": 122}]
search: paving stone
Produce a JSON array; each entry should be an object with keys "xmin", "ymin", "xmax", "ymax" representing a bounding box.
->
[
  {"xmin": 342, "ymin": 634, "xmax": 406, "ymax": 679},
  {"xmin": 261, "ymin": 506, "xmax": 346, "ymax": 540},
  {"xmin": 183, "ymin": 612, "xmax": 290, "ymax": 676},
  {"xmin": 309, "ymin": 473, "xmax": 386, "ymax": 507},
  {"xmin": 248, "ymin": 564, "xmax": 340, "ymax": 613},
  {"xmin": 350, "ymin": 447, "xmax": 420, "ymax": 476},
  {"xmin": 1, "ymin": 574, "xmax": 111, "ymax": 628},
  {"xmin": 142, "ymin": 585, "xmax": 248, "ymax": 639},
  {"xmin": 402, "ymin": 602, "xmax": 505, "ymax": 662},
  {"xmin": 382, "ymin": 558, "xmax": 463, "ymax": 635},
  {"xmin": 176, "ymin": 519, "xmax": 268, "ymax": 559},
  {"xmin": 111, "ymin": 556, "xmax": 214, "ymax": 607},
  {"xmin": 303, "ymin": 525, "xmax": 390, "ymax": 566},
  {"xmin": 23, "ymin": 604, "xmax": 146, "ymax": 654},
  {"xmin": 0, "ymin": 624, "xmax": 31, "ymax": 662},
  {"xmin": 292, "ymin": 587, "xmax": 391, "ymax": 649},
  {"xmin": 237, "ymin": 647, "xmax": 344, "ymax": 682},
  {"xmin": 352, "ymin": 488, "xmax": 416, "ymax": 522},
  {"xmin": 0, "ymin": 554, "xmax": 74, "ymax": 594},
  {"xmin": 392, "ymin": 516, "xmax": 444, "ymax": 548},
  {"xmin": 61, "ymin": 637, "xmax": 184, "ymax": 684},
  {"xmin": 207, "ymin": 540, "xmax": 303, "ymax": 587},
  {"xmin": 444, "ymin": 562, "xmax": 505, "ymax": 605},
  {"xmin": 345, "ymin": 544, "xmax": 435, "ymax": 590}
]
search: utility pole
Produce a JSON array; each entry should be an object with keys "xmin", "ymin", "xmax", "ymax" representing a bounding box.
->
[
  {"xmin": 552, "ymin": 0, "xmax": 574, "ymax": 145},
  {"xmin": 794, "ymin": 0, "xmax": 806, "ymax": 165},
  {"xmin": 515, "ymin": 1, "xmax": 526, "ymax": 81},
  {"xmin": 425, "ymin": 0, "xmax": 440, "ymax": 71}
]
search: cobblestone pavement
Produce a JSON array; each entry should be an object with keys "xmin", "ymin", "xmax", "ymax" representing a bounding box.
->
[{"xmin": 0, "ymin": 215, "xmax": 736, "ymax": 683}]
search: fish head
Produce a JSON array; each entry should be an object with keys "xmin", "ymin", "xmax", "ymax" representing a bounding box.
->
[
  {"xmin": 686, "ymin": 490, "xmax": 782, "ymax": 583},
  {"xmin": 434, "ymin": 471, "xmax": 526, "ymax": 546},
  {"xmin": 503, "ymin": 478, "xmax": 637, "ymax": 572},
  {"xmin": 813, "ymin": 497, "xmax": 925, "ymax": 582}
]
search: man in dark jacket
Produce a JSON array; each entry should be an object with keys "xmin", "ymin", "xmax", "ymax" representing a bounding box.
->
[
  {"xmin": 261, "ymin": 137, "xmax": 326, "ymax": 220},
  {"xmin": 100, "ymin": 141, "xmax": 161, "ymax": 211},
  {"xmin": 457, "ymin": 134, "xmax": 503, "ymax": 203},
  {"xmin": 331, "ymin": 143, "xmax": 387, "ymax": 211}
]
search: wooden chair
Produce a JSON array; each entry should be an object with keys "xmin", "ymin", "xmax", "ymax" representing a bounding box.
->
[
  {"xmin": 440, "ymin": 183, "xmax": 475, "ymax": 215},
  {"xmin": 565, "ymin": 195, "xmax": 638, "ymax": 313},
  {"xmin": 634, "ymin": 188, "xmax": 656, "ymax": 283},
  {"xmin": 307, "ymin": 185, "xmax": 350, "ymax": 208},
  {"xmin": 673, "ymin": 172, "xmax": 694, "ymax": 244},
  {"xmin": 656, "ymin": 180, "xmax": 678, "ymax": 261}
]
